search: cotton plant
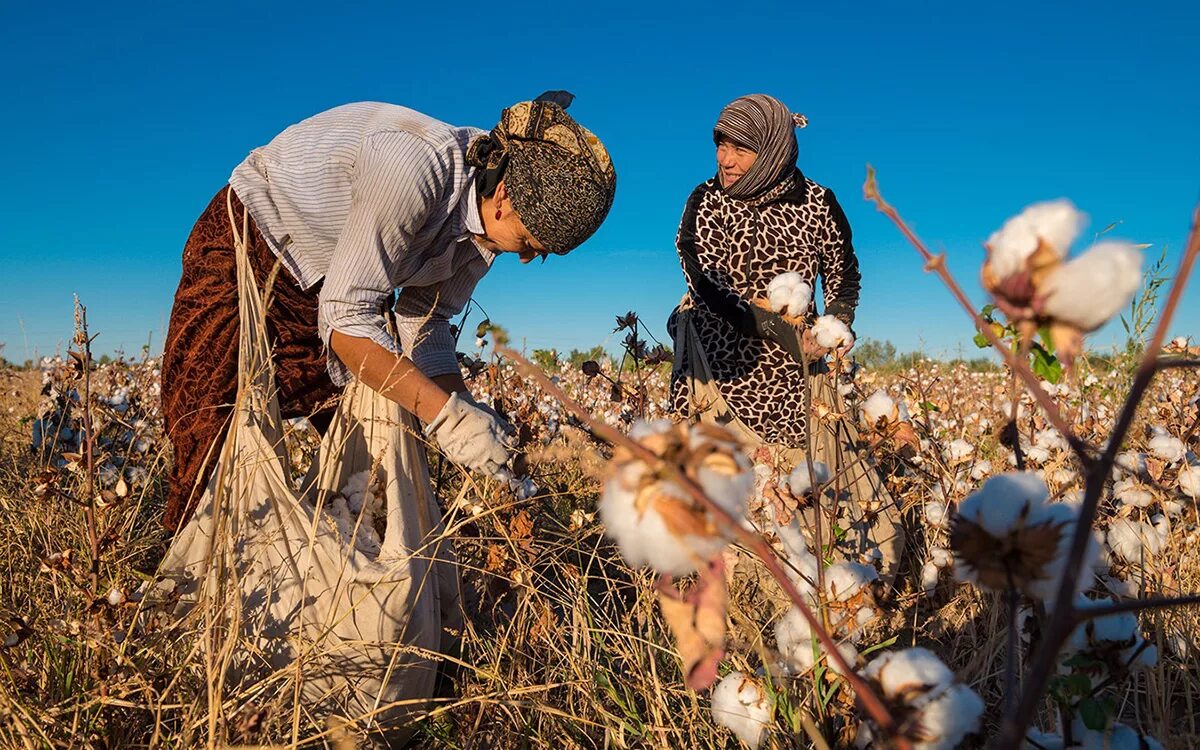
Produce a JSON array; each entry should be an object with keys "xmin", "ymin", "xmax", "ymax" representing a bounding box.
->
[
  {"xmin": 981, "ymin": 199, "xmax": 1144, "ymax": 364},
  {"xmin": 951, "ymin": 472, "xmax": 1099, "ymax": 605},
  {"xmin": 711, "ymin": 672, "xmax": 773, "ymax": 749},
  {"xmin": 600, "ymin": 419, "xmax": 753, "ymax": 576},
  {"xmin": 854, "ymin": 648, "xmax": 984, "ymax": 750}
]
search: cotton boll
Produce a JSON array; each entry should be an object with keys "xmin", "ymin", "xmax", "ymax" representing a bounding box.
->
[
  {"xmin": 787, "ymin": 460, "xmax": 831, "ymax": 497},
  {"xmin": 930, "ymin": 546, "xmax": 953, "ymax": 569},
  {"xmin": 925, "ymin": 500, "xmax": 950, "ymax": 530},
  {"xmin": 106, "ymin": 587, "xmax": 126, "ymax": 606},
  {"xmin": 1070, "ymin": 720, "xmax": 1164, "ymax": 750},
  {"xmin": 1113, "ymin": 451, "xmax": 1147, "ymax": 480},
  {"xmin": 861, "ymin": 390, "xmax": 897, "ymax": 426},
  {"xmin": 986, "ymin": 199, "xmax": 1084, "ymax": 280},
  {"xmin": 710, "ymin": 672, "xmax": 772, "ymax": 749},
  {"xmin": 1038, "ymin": 242, "xmax": 1142, "ymax": 332},
  {"xmin": 1113, "ymin": 479, "xmax": 1155, "ymax": 508},
  {"xmin": 600, "ymin": 421, "xmax": 752, "ymax": 576},
  {"xmin": 945, "ymin": 439, "xmax": 974, "ymax": 464},
  {"xmin": 1025, "ymin": 444, "xmax": 1052, "ymax": 465},
  {"xmin": 912, "ymin": 683, "xmax": 985, "ymax": 750},
  {"xmin": 921, "ymin": 561, "xmax": 941, "ymax": 594},
  {"xmin": 774, "ymin": 607, "xmax": 859, "ymax": 676},
  {"xmin": 1179, "ymin": 464, "xmax": 1200, "ymax": 499},
  {"xmin": 1106, "ymin": 518, "xmax": 1161, "ymax": 565},
  {"xmin": 969, "ymin": 460, "xmax": 993, "ymax": 481},
  {"xmin": 1023, "ymin": 729, "xmax": 1066, "ymax": 750},
  {"xmin": 864, "ymin": 647, "xmax": 955, "ymax": 707},
  {"xmin": 811, "ymin": 315, "xmax": 854, "ymax": 350},
  {"xmin": 1034, "ymin": 428, "xmax": 1069, "ymax": 453},
  {"xmin": 1148, "ymin": 434, "xmax": 1185, "ymax": 463},
  {"xmin": 824, "ymin": 562, "xmax": 878, "ymax": 602}
]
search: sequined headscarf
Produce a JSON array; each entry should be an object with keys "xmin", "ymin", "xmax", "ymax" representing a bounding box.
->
[
  {"xmin": 466, "ymin": 95, "xmax": 617, "ymax": 254},
  {"xmin": 713, "ymin": 94, "xmax": 808, "ymax": 200}
]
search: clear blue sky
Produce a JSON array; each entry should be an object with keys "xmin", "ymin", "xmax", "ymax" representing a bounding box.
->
[{"xmin": 2, "ymin": 0, "xmax": 1197, "ymax": 364}]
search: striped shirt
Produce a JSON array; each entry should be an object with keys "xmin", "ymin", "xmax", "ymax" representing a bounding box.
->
[{"xmin": 228, "ymin": 102, "xmax": 492, "ymax": 385}]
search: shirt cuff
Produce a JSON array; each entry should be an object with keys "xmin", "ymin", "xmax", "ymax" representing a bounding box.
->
[{"xmin": 318, "ymin": 308, "xmax": 400, "ymax": 387}]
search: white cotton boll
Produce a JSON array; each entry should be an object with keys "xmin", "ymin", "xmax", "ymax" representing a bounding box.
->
[
  {"xmin": 969, "ymin": 460, "xmax": 993, "ymax": 481},
  {"xmin": 600, "ymin": 468, "xmax": 707, "ymax": 576},
  {"xmin": 1025, "ymin": 444, "xmax": 1052, "ymax": 465},
  {"xmin": 1113, "ymin": 478, "xmax": 1155, "ymax": 508},
  {"xmin": 710, "ymin": 672, "xmax": 772, "ymax": 749},
  {"xmin": 912, "ymin": 683, "xmax": 985, "ymax": 750},
  {"xmin": 861, "ymin": 390, "xmax": 896, "ymax": 425},
  {"xmin": 106, "ymin": 587, "xmax": 126, "ymax": 606},
  {"xmin": 921, "ymin": 561, "xmax": 941, "ymax": 594},
  {"xmin": 766, "ymin": 272, "xmax": 814, "ymax": 318},
  {"xmin": 1106, "ymin": 518, "xmax": 1163, "ymax": 565},
  {"xmin": 1114, "ymin": 451, "xmax": 1147, "ymax": 480},
  {"xmin": 1034, "ymin": 428, "xmax": 1069, "ymax": 453},
  {"xmin": 1148, "ymin": 434, "xmax": 1186, "ymax": 463},
  {"xmin": 956, "ymin": 472, "xmax": 1048, "ymax": 538},
  {"xmin": 1026, "ymin": 504, "xmax": 1100, "ymax": 606},
  {"xmin": 600, "ymin": 421, "xmax": 752, "ymax": 576},
  {"xmin": 930, "ymin": 546, "xmax": 953, "ymax": 569},
  {"xmin": 945, "ymin": 439, "xmax": 974, "ymax": 464},
  {"xmin": 811, "ymin": 315, "xmax": 854, "ymax": 349},
  {"xmin": 1162, "ymin": 498, "xmax": 1186, "ymax": 517},
  {"xmin": 1179, "ymin": 464, "xmax": 1200, "ymax": 499},
  {"xmin": 986, "ymin": 199, "xmax": 1084, "ymax": 280},
  {"xmin": 824, "ymin": 562, "xmax": 878, "ymax": 602},
  {"xmin": 787, "ymin": 460, "xmax": 831, "ymax": 497},
  {"xmin": 1038, "ymin": 241, "xmax": 1143, "ymax": 332},
  {"xmin": 775, "ymin": 608, "xmax": 857, "ymax": 675},
  {"xmin": 864, "ymin": 648, "xmax": 955, "ymax": 706},
  {"xmin": 925, "ymin": 500, "xmax": 950, "ymax": 530}
]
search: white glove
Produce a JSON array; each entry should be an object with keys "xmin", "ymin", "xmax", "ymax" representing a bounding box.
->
[{"xmin": 425, "ymin": 392, "xmax": 515, "ymax": 479}]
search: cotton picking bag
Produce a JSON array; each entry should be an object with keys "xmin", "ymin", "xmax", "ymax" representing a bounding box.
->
[{"xmin": 154, "ymin": 193, "xmax": 460, "ymax": 744}]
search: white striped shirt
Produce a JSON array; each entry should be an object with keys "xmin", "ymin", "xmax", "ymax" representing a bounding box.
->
[{"xmin": 228, "ymin": 102, "xmax": 493, "ymax": 385}]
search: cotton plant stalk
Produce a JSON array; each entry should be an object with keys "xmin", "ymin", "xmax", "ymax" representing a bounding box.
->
[
  {"xmin": 497, "ymin": 346, "xmax": 911, "ymax": 748},
  {"xmin": 865, "ymin": 168, "xmax": 1200, "ymax": 748}
]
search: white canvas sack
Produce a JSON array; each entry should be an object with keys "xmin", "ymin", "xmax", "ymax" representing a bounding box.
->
[{"xmin": 152, "ymin": 192, "xmax": 460, "ymax": 743}]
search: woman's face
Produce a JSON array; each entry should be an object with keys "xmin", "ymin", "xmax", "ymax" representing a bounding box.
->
[
  {"xmin": 716, "ymin": 137, "xmax": 757, "ymax": 188},
  {"xmin": 477, "ymin": 182, "xmax": 549, "ymax": 263}
]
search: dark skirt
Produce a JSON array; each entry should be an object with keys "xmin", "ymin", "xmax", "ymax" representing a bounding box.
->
[{"xmin": 160, "ymin": 187, "xmax": 339, "ymax": 531}]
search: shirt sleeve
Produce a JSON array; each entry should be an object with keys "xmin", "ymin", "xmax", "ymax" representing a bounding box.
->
[
  {"xmin": 317, "ymin": 131, "xmax": 449, "ymax": 385},
  {"xmin": 392, "ymin": 258, "xmax": 486, "ymax": 378},
  {"xmin": 818, "ymin": 188, "xmax": 862, "ymax": 327}
]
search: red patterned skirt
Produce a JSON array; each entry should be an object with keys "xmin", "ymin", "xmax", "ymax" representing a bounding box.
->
[{"xmin": 160, "ymin": 187, "xmax": 339, "ymax": 531}]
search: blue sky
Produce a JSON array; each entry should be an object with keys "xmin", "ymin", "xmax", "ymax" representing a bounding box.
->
[{"xmin": 1, "ymin": 0, "xmax": 1197, "ymax": 364}]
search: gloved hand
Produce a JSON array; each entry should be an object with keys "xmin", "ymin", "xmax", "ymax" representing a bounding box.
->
[
  {"xmin": 425, "ymin": 392, "xmax": 515, "ymax": 479},
  {"xmin": 748, "ymin": 305, "xmax": 805, "ymax": 362}
]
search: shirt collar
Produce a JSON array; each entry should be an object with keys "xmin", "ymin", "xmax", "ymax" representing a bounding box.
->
[{"xmin": 456, "ymin": 179, "xmax": 497, "ymax": 266}]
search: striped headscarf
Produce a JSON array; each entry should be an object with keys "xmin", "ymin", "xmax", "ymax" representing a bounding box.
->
[{"xmin": 713, "ymin": 94, "xmax": 808, "ymax": 199}]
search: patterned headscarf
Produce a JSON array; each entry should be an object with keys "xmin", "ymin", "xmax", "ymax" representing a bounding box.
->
[
  {"xmin": 466, "ymin": 97, "xmax": 617, "ymax": 254},
  {"xmin": 713, "ymin": 94, "xmax": 808, "ymax": 200}
]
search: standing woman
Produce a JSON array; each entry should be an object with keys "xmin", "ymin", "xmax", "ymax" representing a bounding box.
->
[
  {"xmin": 162, "ymin": 96, "xmax": 616, "ymax": 531},
  {"xmin": 669, "ymin": 94, "xmax": 902, "ymax": 574}
]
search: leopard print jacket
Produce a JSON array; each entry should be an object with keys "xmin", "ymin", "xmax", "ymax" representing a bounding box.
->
[{"xmin": 669, "ymin": 169, "xmax": 861, "ymax": 447}]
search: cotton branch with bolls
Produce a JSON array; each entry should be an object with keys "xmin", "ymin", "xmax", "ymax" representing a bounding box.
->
[
  {"xmin": 982, "ymin": 200, "xmax": 1145, "ymax": 367},
  {"xmin": 864, "ymin": 166, "xmax": 1200, "ymax": 748},
  {"xmin": 496, "ymin": 346, "xmax": 915, "ymax": 750}
]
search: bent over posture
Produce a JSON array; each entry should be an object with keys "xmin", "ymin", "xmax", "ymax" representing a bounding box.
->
[{"xmin": 162, "ymin": 97, "xmax": 616, "ymax": 531}]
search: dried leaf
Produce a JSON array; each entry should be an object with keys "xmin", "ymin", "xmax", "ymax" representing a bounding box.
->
[
  {"xmin": 656, "ymin": 558, "xmax": 727, "ymax": 690},
  {"xmin": 510, "ymin": 510, "xmax": 535, "ymax": 553}
]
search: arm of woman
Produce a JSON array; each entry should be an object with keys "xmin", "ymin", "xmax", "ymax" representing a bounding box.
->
[
  {"xmin": 675, "ymin": 185, "xmax": 806, "ymax": 361},
  {"xmin": 818, "ymin": 189, "xmax": 862, "ymax": 329},
  {"xmin": 328, "ymin": 330, "xmax": 448, "ymax": 422}
]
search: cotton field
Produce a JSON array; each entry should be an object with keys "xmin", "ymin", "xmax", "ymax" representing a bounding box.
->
[{"xmin": 1, "ymin": 327, "xmax": 1197, "ymax": 748}]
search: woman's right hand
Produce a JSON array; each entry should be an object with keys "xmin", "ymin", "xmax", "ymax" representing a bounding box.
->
[
  {"xmin": 425, "ymin": 392, "xmax": 516, "ymax": 478},
  {"xmin": 801, "ymin": 329, "xmax": 831, "ymax": 359}
]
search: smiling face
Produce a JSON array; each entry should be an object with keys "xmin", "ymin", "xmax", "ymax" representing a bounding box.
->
[
  {"xmin": 476, "ymin": 181, "xmax": 549, "ymax": 263},
  {"xmin": 716, "ymin": 136, "xmax": 758, "ymax": 189}
]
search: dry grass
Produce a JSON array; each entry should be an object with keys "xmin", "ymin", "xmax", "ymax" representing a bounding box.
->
[{"xmin": 1, "ymin": 344, "xmax": 1198, "ymax": 748}]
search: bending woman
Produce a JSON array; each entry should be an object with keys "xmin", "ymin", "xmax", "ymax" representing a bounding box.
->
[
  {"xmin": 162, "ymin": 96, "xmax": 616, "ymax": 531},
  {"xmin": 669, "ymin": 94, "xmax": 902, "ymax": 574}
]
